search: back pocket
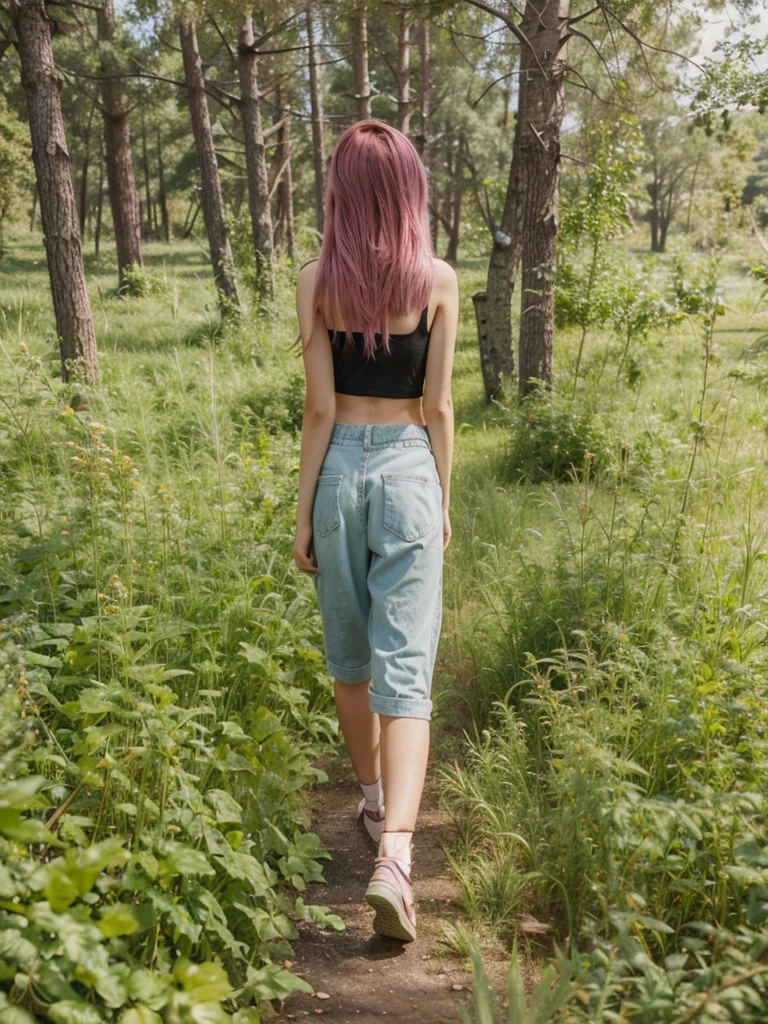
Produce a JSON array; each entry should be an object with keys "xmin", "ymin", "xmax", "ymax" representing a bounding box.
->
[
  {"xmin": 313, "ymin": 474, "xmax": 343, "ymax": 537},
  {"xmin": 382, "ymin": 474, "xmax": 439, "ymax": 542}
]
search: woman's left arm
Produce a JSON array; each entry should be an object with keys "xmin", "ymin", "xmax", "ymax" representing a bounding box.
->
[{"xmin": 294, "ymin": 262, "xmax": 336, "ymax": 575}]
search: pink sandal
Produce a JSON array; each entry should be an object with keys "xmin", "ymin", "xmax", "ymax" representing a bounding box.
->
[{"xmin": 365, "ymin": 852, "xmax": 416, "ymax": 942}]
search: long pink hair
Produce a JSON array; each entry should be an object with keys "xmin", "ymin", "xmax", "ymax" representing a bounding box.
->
[{"xmin": 312, "ymin": 119, "xmax": 433, "ymax": 360}]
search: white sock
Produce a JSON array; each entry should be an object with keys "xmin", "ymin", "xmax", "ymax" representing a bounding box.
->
[{"xmin": 360, "ymin": 776, "xmax": 384, "ymax": 812}]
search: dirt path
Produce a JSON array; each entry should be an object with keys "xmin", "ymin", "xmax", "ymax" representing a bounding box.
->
[{"xmin": 271, "ymin": 750, "xmax": 476, "ymax": 1023}]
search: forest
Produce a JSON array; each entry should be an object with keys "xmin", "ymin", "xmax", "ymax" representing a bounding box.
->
[{"xmin": 3, "ymin": 0, "xmax": 768, "ymax": 1021}]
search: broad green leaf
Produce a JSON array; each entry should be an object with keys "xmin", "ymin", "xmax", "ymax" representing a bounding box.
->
[
  {"xmin": 98, "ymin": 904, "xmax": 142, "ymax": 937},
  {"xmin": 47, "ymin": 1001, "xmax": 105, "ymax": 1024},
  {"xmin": 119, "ymin": 1009, "xmax": 163, "ymax": 1024},
  {"xmin": 204, "ymin": 790, "xmax": 243, "ymax": 824},
  {"xmin": 173, "ymin": 959, "xmax": 233, "ymax": 1002},
  {"xmin": 158, "ymin": 845, "xmax": 214, "ymax": 879}
]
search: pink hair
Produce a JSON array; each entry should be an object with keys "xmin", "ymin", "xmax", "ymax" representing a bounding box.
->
[{"xmin": 312, "ymin": 119, "xmax": 433, "ymax": 360}]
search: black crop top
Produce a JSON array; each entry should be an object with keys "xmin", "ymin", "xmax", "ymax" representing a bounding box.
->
[{"xmin": 329, "ymin": 306, "xmax": 431, "ymax": 399}]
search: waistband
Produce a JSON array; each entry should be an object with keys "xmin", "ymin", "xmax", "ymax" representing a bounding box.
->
[{"xmin": 329, "ymin": 421, "xmax": 431, "ymax": 448}]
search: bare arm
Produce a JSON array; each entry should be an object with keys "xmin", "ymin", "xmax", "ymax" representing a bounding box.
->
[
  {"xmin": 294, "ymin": 261, "xmax": 336, "ymax": 574},
  {"xmin": 422, "ymin": 261, "xmax": 458, "ymax": 526}
]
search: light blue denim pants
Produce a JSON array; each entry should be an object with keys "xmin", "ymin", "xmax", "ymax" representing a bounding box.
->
[{"xmin": 311, "ymin": 422, "xmax": 444, "ymax": 720}]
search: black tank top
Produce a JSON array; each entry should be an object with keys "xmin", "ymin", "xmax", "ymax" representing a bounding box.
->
[{"xmin": 329, "ymin": 306, "xmax": 431, "ymax": 399}]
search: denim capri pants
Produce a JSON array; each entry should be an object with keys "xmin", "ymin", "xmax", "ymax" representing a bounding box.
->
[{"xmin": 311, "ymin": 422, "xmax": 444, "ymax": 720}]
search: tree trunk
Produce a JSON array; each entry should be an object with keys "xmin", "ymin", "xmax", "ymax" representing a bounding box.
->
[
  {"xmin": 272, "ymin": 88, "xmax": 295, "ymax": 262},
  {"xmin": 238, "ymin": 15, "xmax": 274, "ymax": 306},
  {"xmin": 516, "ymin": 0, "xmax": 570, "ymax": 397},
  {"xmin": 140, "ymin": 113, "xmax": 153, "ymax": 241},
  {"xmin": 307, "ymin": 2, "xmax": 326, "ymax": 236},
  {"xmin": 350, "ymin": 4, "xmax": 371, "ymax": 120},
  {"xmin": 12, "ymin": 0, "xmax": 99, "ymax": 383},
  {"xmin": 156, "ymin": 128, "xmax": 170, "ymax": 242},
  {"xmin": 417, "ymin": 12, "xmax": 437, "ymax": 249},
  {"xmin": 444, "ymin": 167, "xmax": 462, "ymax": 264},
  {"xmin": 648, "ymin": 165, "xmax": 661, "ymax": 252},
  {"xmin": 94, "ymin": 150, "xmax": 104, "ymax": 256},
  {"xmin": 477, "ymin": 84, "xmax": 523, "ymax": 401},
  {"xmin": 397, "ymin": 5, "xmax": 411, "ymax": 134},
  {"xmin": 78, "ymin": 102, "xmax": 95, "ymax": 237},
  {"xmin": 97, "ymin": 0, "xmax": 142, "ymax": 284},
  {"xmin": 30, "ymin": 185, "xmax": 37, "ymax": 232},
  {"xmin": 178, "ymin": 17, "xmax": 239, "ymax": 313}
]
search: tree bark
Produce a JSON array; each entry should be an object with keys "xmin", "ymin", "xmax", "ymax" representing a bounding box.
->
[
  {"xmin": 477, "ymin": 89, "xmax": 523, "ymax": 401},
  {"xmin": 156, "ymin": 128, "xmax": 170, "ymax": 242},
  {"xmin": 94, "ymin": 149, "xmax": 104, "ymax": 256},
  {"xmin": 350, "ymin": 4, "xmax": 371, "ymax": 120},
  {"xmin": 140, "ymin": 113, "xmax": 153, "ymax": 241},
  {"xmin": 417, "ymin": 12, "xmax": 437, "ymax": 249},
  {"xmin": 273, "ymin": 91, "xmax": 295, "ymax": 261},
  {"xmin": 97, "ymin": 0, "xmax": 143, "ymax": 284},
  {"xmin": 78, "ymin": 102, "xmax": 95, "ymax": 237},
  {"xmin": 396, "ymin": 4, "xmax": 411, "ymax": 134},
  {"xmin": 516, "ymin": 0, "xmax": 570, "ymax": 397},
  {"xmin": 178, "ymin": 17, "xmax": 239, "ymax": 313},
  {"xmin": 307, "ymin": 2, "xmax": 326, "ymax": 236},
  {"xmin": 444, "ymin": 155, "xmax": 462, "ymax": 264},
  {"xmin": 238, "ymin": 15, "xmax": 274, "ymax": 306},
  {"xmin": 12, "ymin": 0, "xmax": 99, "ymax": 383}
]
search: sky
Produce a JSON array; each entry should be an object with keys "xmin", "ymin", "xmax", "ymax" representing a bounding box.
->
[{"xmin": 695, "ymin": 0, "xmax": 768, "ymax": 65}]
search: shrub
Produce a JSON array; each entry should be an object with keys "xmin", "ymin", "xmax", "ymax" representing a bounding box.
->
[{"xmin": 501, "ymin": 385, "xmax": 616, "ymax": 484}]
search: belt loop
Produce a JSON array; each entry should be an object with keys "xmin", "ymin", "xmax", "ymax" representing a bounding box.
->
[{"xmin": 364, "ymin": 424, "xmax": 373, "ymax": 449}]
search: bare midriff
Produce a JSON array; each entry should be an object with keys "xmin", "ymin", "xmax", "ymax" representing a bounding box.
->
[{"xmin": 333, "ymin": 393, "xmax": 427, "ymax": 426}]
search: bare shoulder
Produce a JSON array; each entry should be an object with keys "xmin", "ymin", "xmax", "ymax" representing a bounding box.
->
[
  {"xmin": 431, "ymin": 257, "xmax": 459, "ymax": 293},
  {"xmin": 296, "ymin": 258, "xmax": 319, "ymax": 292}
]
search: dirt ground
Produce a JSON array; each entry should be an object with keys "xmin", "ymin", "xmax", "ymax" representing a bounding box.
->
[{"xmin": 269, "ymin": 745, "xmax": 505, "ymax": 1024}]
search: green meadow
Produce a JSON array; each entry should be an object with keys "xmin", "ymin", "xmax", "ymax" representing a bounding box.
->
[{"xmin": 4, "ymin": 230, "xmax": 768, "ymax": 1021}]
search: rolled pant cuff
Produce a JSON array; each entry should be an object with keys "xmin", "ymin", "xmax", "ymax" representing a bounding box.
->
[
  {"xmin": 328, "ymin": 660, "xmax": 372, "ymax": 684},
  {"xmin": 368, "ymin": 689, "xmax": 433, "ymax": 721}
]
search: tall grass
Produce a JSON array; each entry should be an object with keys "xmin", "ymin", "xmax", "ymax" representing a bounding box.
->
[{"xmin": 439, "ymin": 245, "xmax": 768, "ymax": 1020}]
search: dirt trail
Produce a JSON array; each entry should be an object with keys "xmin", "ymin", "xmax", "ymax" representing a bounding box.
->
[{"xmin": 271, "ymin": 751, "xmax": 476, "ymax": 1023}]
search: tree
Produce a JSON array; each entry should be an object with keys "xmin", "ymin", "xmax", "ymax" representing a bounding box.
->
[
  {"xmin": 237, "ymin": 14, "xmax": 274, "ymax": 305},
  {"xmin": 97, "ymin": 0, "xmax": 143, "ymax": 283},
  {"xmin": 10, "ymin": 0, "xmax": 99, "ymax": 382},
  {"xmin": 178, "ymin": 16, "xmax": 239, "ymax": 313},
  {"xmin": 306, "ymin": 1, "xmax": 326, "ymax": 236},
  {"xmin": 350, "ymin": 3, "xmax": 371, "ymax": 120}
]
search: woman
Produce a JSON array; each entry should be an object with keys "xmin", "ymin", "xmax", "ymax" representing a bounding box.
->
[{"xmin": 293, "ymin": 119, "xmax": 458, "ymax": 943}]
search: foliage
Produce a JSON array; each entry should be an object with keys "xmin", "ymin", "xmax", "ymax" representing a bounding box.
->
[
  {"xmin": 556, "ymin": 116, "xmax": 647, "ymax": 392},
  {"xmin": 500, "ymin": 385, "xmax": 618, "ymax": 485},
  {"xmin": 0, "ymin": 97, "xmax": 33, "ymax": 258},
  {"xmin": 0, "ymin": 332, "xmax": 343, "ymax": 1021}
]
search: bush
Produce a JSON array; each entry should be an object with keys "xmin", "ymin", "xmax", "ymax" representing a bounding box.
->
[{"xmin": 501, "ymin": 385, "xmax": 616, "ymax": 484}]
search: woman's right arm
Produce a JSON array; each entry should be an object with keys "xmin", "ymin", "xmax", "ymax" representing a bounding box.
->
[{"xmin": 422, "ymin": 260, "xmax": 458, "ymax": 551}]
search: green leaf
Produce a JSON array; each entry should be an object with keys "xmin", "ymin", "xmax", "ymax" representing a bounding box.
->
[
  {"xmin": 98, "ymin": 904, "xmax": 142, "ymax": 937},
  {"xmin": 0, "ymin": 809, "xmax": 51, "ymax": 844},
  {"xmin": 47, "ymin": 1001, "xmax": 105, "ymax": 1024},
  {"xmin": 119, "ymin": 1010, "xmax": 163, "ymax": 1024},
  {"xmin": 204, "ymin": 790, "xmax": 243, "ymax": 824},
  {"xmin": 0, "ymin": 777, "xmax": 46, "ymax": 808},
  {"xmin": 173, "ymin": 959, "xmax": 234, "ymax": 1002},
  {"xmin": 158, "ymin": 844, "xmax": 214, "ymax": 879}
]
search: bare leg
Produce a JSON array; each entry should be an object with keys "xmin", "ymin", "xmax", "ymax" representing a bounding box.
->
[
  {"xmin": 334, "ymin": 677, "xmax": 381, "ymax": 785},
  {"xmin": 379, "ymin": 715, "xmax": 430, "ymax": 864}
]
